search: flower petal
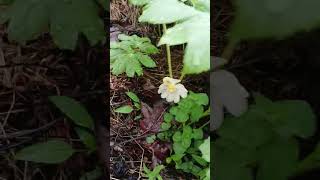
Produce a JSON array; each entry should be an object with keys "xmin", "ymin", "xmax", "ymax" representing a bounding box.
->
[
  {"xmin": 166, "ymin": 94, "xmax": 175, "ymax": 102},
  {"xmin": 173, "ymin": 95, "xmax": 180, "ymax": 103},
  {"xmin": 158, "ymin": 84, "xmax": 167, "ymax": 94},
  {"xmin": 170, "ymin": 78, "xmax": 181, "ymax": 84},
  {"xmin": 161, "ymin": 91, "xmax": 168, "ymax": 98},
  {"xmin": 176, "ymin": 84, "xmax": 188, "ymax": 98}
]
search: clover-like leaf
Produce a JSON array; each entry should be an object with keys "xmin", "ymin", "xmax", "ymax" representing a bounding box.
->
[{"xmin": 192, "ymin": 128, "xmax": 203, "ymax": 140}]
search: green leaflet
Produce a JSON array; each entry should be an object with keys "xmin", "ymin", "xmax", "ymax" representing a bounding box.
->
[
  {"xmin": 114, "ymin": 105, "xmax": 133, "ymax": 114},
  {"xmin": 230, "ymin": 0, "xmax": 320, "ymax": 41},
  {"xmin": 126, "ymin": 91, "xmax": 140, "ymax": 103},
  {"xmin": 169, "ymin": 92, "xmax": 208, "ymax": 123},
  {"xmin": 1, "ymin": 0, "xmax": 105, "ymax": 50},
  {"xmin": 75, "ymin": 127, "xmax": 97, "ymax": 152},
  {"xmin": 15, "ymin": 140, "xmax": 75, "ymax": 164},
  {"xmin": 199, "ymin": 137, "xmax": 210, "ymax": 162},
  {"xmin": 49, "ymin": 96, "xmax": 95, "ymax": 130},
  {"xmin": 139, "ymin": 0, "xmax": 210, "ymax": 75},
  {"xmin": 110, "ymin": 34, "xmax": 158, "ymax": 77}
]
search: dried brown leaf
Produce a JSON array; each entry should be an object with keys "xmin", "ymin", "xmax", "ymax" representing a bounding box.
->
[{"xmin": 140, "ymin": 101, "xmax": 165, "ymax": 133}]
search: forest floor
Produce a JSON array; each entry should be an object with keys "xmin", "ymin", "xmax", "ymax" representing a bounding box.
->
[{"xmin": 0, "ymin": 10, "xmax": 107, "ymax": 180}]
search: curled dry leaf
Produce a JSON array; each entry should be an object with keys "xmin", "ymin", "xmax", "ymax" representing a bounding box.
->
[
  {"xmin": 211, "ymin": 69, "xmax": 249, "ymax": 131},
  {"xmin": 110, "ymin": 26, "xmax": 121, "ymax": 42},
  {"xmin": 145, "ymin": 141, "xmax": 171, "ymax": 168},
  {"xmin": 140, "ymin": 101, "xmax": 165, "ymax": 133}
]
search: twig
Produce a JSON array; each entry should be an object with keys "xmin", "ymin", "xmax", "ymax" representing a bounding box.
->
[
  {"xmin": 111, "ymin": 132, "xmax": 159, "ymax": 148},
  {"xmin": 0, "ymin": 119, "xmax": 58, "ymax": 140}
]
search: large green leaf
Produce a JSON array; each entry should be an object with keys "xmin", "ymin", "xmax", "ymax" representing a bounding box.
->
[
  {"xmin": 48, "ymin": 0, "xmax": 105, "ymax": 49},
  {"xmin": 213, "ymin": 139, "xmax": 255, "ymax": 180},
  {"xmin": 230, "ymin": 0, "xmax": 320, "ymax": 41},
  {"xmin": 5, "ymin": 0, "xmax": 49, "ymax": 43},
  {"xmin": 49, "ymin": 96, "xmax": 94, "ymax": 130},
  {"xmin": 254, "ymin": 97, "xmax": 316, "ymax": 138},
  {"xmin": 218, "ymin": 108, "xmax": 275, "ymax": 148},
  {"xmin": 1, "ymin": 0, "xmax": 105, "ymax": 49},
  {"xmin": 15, "ymin": 140, "xmax": 75, "ymax": 164},
  {"xmin": 256, "ymin": 138, "xmax": 299, "ymax": 180},
  {"xmin": 139, "ymin": 0, "xmax": 210, "ymax": 74},
  {"xmin": 139, "ymin": 0, "xmax": 199, "ymax": 24}
]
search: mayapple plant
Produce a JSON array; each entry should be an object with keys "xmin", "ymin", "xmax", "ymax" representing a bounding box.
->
[{"xmin": 126, "ymin": 0, "xmax": 211, "ymax": 179}]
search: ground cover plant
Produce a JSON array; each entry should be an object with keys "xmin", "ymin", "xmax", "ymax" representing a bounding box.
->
[
  {"xmin": 213, "ymin": 0, "xmax": 320, "ymax": 180},
  {"xmin": 0, "ymin": 0, "xmax": 108, "ymax": 179},
  {"xmin": 110, "ymin": 0, "xmax": 210, "ymax": 179}
]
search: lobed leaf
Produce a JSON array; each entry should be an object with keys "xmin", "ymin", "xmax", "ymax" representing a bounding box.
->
[{"xmin": 2, "ymin": 0, "xmax": 105, "ymax": 50}]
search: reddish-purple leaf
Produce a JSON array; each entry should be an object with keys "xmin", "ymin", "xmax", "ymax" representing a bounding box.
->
[{"xmin": 140, "ymin": 101, "xmax": 165, "ymax": 133}]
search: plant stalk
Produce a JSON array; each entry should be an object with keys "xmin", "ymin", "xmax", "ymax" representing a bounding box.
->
[
  {"xmin": 162, "ymin": 24, "xmax": 173, "ymax": 78},
  {"xmin": 221, "ymin": 39, "xmax": 239, "ymax": 61}
]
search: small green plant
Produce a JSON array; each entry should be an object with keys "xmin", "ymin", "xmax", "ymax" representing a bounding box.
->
[
  {"xmin": 143, "ymin": 164, "xmax": 165, "ymax": 180},
  {"xmin": 114, "ymin": 91, "xmax": 141, "ymax": 115},
  {"xmin": 110, "ymin": 34, "xmax": 158, "ymax": 77},
  {"xmin": 156, "ymin": 92, "xmax": 210, "ymax": 179}
]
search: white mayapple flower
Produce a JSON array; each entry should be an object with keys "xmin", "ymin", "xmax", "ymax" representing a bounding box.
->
[{"xmin": 158, "ymin": 77, "xmax": 188, "ymax": 103}]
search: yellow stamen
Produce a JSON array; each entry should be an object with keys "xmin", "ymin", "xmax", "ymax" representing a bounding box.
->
[{"xmin": 167, "ymin": 83, "xmax": 176, "ymax": 93}]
